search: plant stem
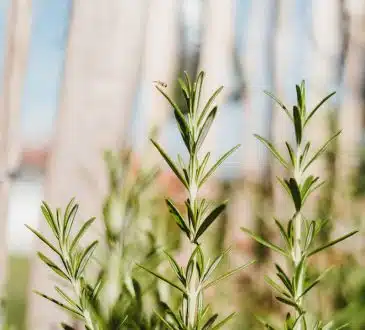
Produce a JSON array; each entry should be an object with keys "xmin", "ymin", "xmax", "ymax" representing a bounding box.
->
[
  {"xmin": 187, "ymin": 153, "xmax": 199, "ymax": 327},
  {"xmin": 73, "ymin": 278, "xmax": 96, "ymax": 330},
  {"xmin": 294, "ymin": 146, "xmax": 305, "ymax": 329},
  {"xmin": 187, "ymin": 244, "xmax": 198, "ymax": 327}
]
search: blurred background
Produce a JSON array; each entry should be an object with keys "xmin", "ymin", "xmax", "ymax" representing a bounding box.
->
[{"xmin": 1, "ymin": 0, "xmax": 365, "ymax": 329}]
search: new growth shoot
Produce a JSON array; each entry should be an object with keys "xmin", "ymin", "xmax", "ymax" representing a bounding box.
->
[
  {"xmin": 140, "ymin": 71, "xmax": 254, "ymax": 329},
  {"xmin": 242, "ymin": 81, "xmax": 357, "ymax": 329}
]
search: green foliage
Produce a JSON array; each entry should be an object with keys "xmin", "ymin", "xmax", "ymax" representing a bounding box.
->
[
  {"xmin": 242, "ymin": 81, "xmax": 357, "ymax": 329},
  {"xmin": 27, "ymin": 151, "xmax": 171, "ymax": 329},
  {"xmin": 141, "ymin": 71, "xmax": 254, "ymax": 329}
]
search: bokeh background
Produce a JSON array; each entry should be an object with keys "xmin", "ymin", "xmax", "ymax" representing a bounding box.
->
[{"xmin": 1, "ymin": 0, "xmax": 365, "ymax": 329}]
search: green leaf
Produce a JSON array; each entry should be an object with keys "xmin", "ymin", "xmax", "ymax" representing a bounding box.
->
[
  {"xmin": 34, "ymin": 291, "xmax": 83, "ymax": 317},
  {"xmin": 275, "ymin": 264, "xmax": 294, "ymax": 296},
  {"xmin": 153, "ymin": 310, "xmax": 175, "ymax": 330},
  {"xmin": 197, "ymin": 86, "xmax": 224, "ymax": 128},
  {"xmin": 264, "ymin": 276, "xmax": 291, "ymax": 297},
  {"xmin": 194, "ymin": 71, "xmax": 205, "ymax": 113},
  {"xmin": 211, "ymin": 313, "xmax": 236, "ymax": 330},
  {"xmin": 274, "ymin": 218, "xmax": 291, "ymax": 249},
  {"xmin": 304, "ymin": 91, "xmax": 336, "ymax": 126},
  {"xmin": 75, "ymin": 240, "xmax": 98, "ymax": 278},
  {"xmin": 202, "ymin": 248, "xmax": 231, "ymax": 282},
  {"xmin": 202, "ymin": 314, "xmax": 218, "ymax": 330},
  {"xmin": 307, "ymin": 230, "xmax": 358, "ymax": 257},
  {"xmin": 137, "ymin": 264, "xmax": 185, "ymax": 294},
  {"xmin": 155, "ymin": 85, "xmax": 188, "ymax": 130},
  {"xmin": 166, "ymin": 199, "xmax": 191, "ymax": 239},
  {"xmin": 70, "ymin": 217, "xmax": 95, "ymax": 252},
  {"xmin": 194, "ymin": 203, "xmax": 226, "ymax": 242},
  {"xmin": 241, "ymin": 227, "xmax": 289, "ymax": 257},
  {"xmin": 40, "ymin": 202, "xmax": 58, "ymax": 238},
  {"xmin": 183, "ymin": 70, "xmax": 192, "ymax": 93},
  {"xmin": 37, "ymin": 252, "xmax": 69, "ymax": 281},
  {"xmin": 155, "ymin": 85, "xmax": 191, "ymax": 151},
  {"xmin": 264, "ymin": 90, "xmax": 293, "ymax": 121},
  {"xmin": 254, "ymin": 134, "xmax": 289, "ymax": 169},
  {"xmin": 300, "ymin": 176, "xmax": 319, "ymax": 201},
  {"xmin": 164, "ymin": 250, "xmax": 186, "ymax": 285},
  {"xmin": 64, "ymin": 202, "xmax": 78, "ymax": 241},
  {"xmin": 25, "ymin": 225, "xmax": 61, "ymax": 257},
  {"xmin": 293, "ymin": 257, "xmax": 305, "ymax": 292},
  {"xmin": 197, "ymin": 152, "xmax": 210, "ymax": 182},
  {"xmin": 203, "ymin": 260, "xmax": 255, "ymax": 289},
  {"xmin": 304, "ymin": 221, "xmax": 315, "ymax": 250},
  {"xmin": 285, "ymin": 142, "xmax": 296, "ymax": 167},
  {"xmin": 285, "ymin": 178, "xmax": 302, "ymax": 211},
  {"xmin": 199, "ymin": 144, "xmax": 240, "ymax": 187},
  {"xmin": 55, "ymin": 286, "xmax": 80, "ymax": 310},
  {"xmin": 293, "ymin": 106, "xmax": 302, "ymax": 145},
  {"xmin": 303, "ymin": 131, "xmax": 341, "ymax": 173},
  {"xmin": 277, "ymin": 177, "xmax": 291, "ymax": 197},
  {"xmin": 296, "ymin": 85, "xmax": 304, "ymax": 115},
  {"xmin": 61, "ymin": 323, "xmax": 76, "ymax": 330},
  {"xmin": 196, "ymin": 107, "xmax": 217, "ymax": 151},
  {"xmin": 151, "ymin": 139, "xmax": 187, "ymax": 188},
  {"xmin": 276, "ymin": 296, "xmax": 300, "ymax": 312},
  {"xmin": 300, "ymin": 80, "xmax": 306, "ymax": 115},
  {"xmin": 299, "ymin": 142, "xmax": 310, "ymax": 167},
  {"xmin": 178, "ymin": 77, "xmax": 190, "ymax": 109},
  {"xmin": 297, "ymin": 280, "xmax": 320, "ymax": 300}
]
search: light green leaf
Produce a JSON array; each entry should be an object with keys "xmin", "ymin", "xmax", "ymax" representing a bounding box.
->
[
  {"xmin": 151, "ymin": 139, "xmax": 187, "ymax": 188},
  {"xmin": 303, "ymin": 131, "xmax": 341, "ymax": 173},
  {"xmin": 34, "ymin": 291, "xmax": 83, "ymax": 318},
  {"xmin": 241, "ymin": 227, "xmax": 289, "ymax": 257},
  {"xmin": 254, "ymin": 134, "xmax": 289, "ymax": 169},
  {"xmin": 194, "ymin": 202, "xmax": 226, "ymax": 242},
  {"xmin": 70, "ymin": 217, "xmax": 95, "ymax": 252},
  {"xmin": 203, "ymin": 260, "xmax": 255, "ymax": 289},
  {"xmin": 264, "ymin": 90, "xmax": 293, "ymax": 121},
  {"xmin": 304, "ymin": 91, "xmax": 336, "ymax": 126},
  {"xmin": 164, "ymin": 250, "xmax": 186, "ymax": 285},
  {"xmin": 307, "ymin": 230, "xmax": 358, "ymax": 257},
  {"xmin": 40, "ymin": 202, "xmax": 59, "ymax": 238},
  {"xmin": 197, "ymin": 86, "xmax": 224, "ymax": 128},
  {"xmin": 25, "ymin": 225, "xmax": 61, "ymax": 257},
  {"xmin": 75, "ymin": 240, "xmax": 98, "ymax": 278},
  {"xmin": 195, "ymin": 107, "xmax": 217, "ymax": 151},
  {"xmin": 211, "ymin": 313, "xmax": 236, "ymax": 330},
  {"xmin": 166, "ymin": 199, "xmax": 190, "ymax": 239},
  {"xmin": 137, "ymin": 264, "xmax": 185, "ymax": 294},
  {"xmin": 37, "ymin": 252, "xmax": 69, "ymax": 281},
  {"xmin": 199, "ymin": 145, "xmax": 240, "ymax": 187}
]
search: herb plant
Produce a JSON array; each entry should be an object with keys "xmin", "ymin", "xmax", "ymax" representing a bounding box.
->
[
  {"xmin": 140, "ymin": 71, "xmax": 254, "ymax": 329},
  {"xmin": 26, "ymin": 199, "xmax": 101, "ymax": 330},
  {"xmin": 26, "ymin": 151, "xmax": 170, "ymax": 330},
  {"xmin": 241, "ymin": 81, "xmax": 358, "ymax": 329}
]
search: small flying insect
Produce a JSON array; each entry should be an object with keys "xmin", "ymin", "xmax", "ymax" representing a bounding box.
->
[{"xmin": 153, "ymin": 80, "xmax": 167, "ymax": 88}]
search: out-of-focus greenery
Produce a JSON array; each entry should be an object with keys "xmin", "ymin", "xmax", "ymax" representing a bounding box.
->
[{"xmin": 5, "ymin": 255, "xmax": 29, "ymax": 330}]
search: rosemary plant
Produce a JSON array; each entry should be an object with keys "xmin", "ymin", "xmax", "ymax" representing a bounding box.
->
[
  {"xmin": 99, "ymin": 150, "xmax": 169, "ymax": 329},
  {"xmin": 139, "ymin": 71, "xmax": 254, "ymax": 329},
  {"xmin": 27, "ymin": 151, "xmax": 170, "ymax": 330},
  {"xmin": 26, "ymin": 199, "xmax": 101, "ymax": 330},
  {"xmin": 241, "ymin": 81, "xmax": 358, "ymax": 329}
]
